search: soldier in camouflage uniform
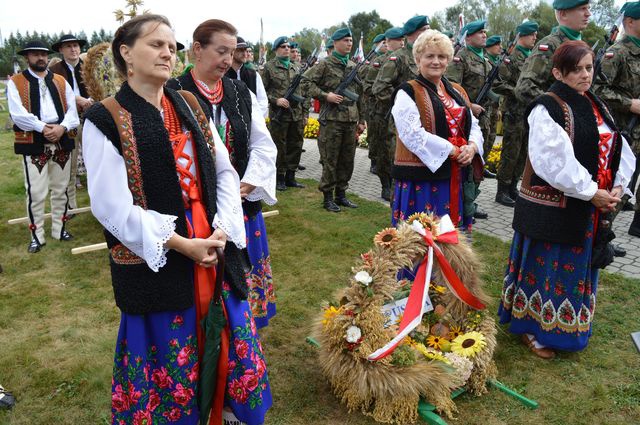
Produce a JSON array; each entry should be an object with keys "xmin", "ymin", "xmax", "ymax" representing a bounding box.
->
[
  {"xmin": 595, "ymin": 1, "xmax": 640, "ymax": 237},
  {"xmin": 302, "ymin": 28, "xmax": 365, "ymax": 212},
  {"xmin": 372, "ymin": 16, "xmax": 428, "ymax": 201},
  {"xmin": 445, "ymin": 19, "xmax": 493, "ymax": 219},
  {"xmin": 484, "ymin": 35, "xmax": 503, "ymax": 178},
  {"xmin": 515, "ymin": 0, "xmax": 591, "ymax": 106},
  {"xmin": 261, "ymin": 36, "xmax": 306, "ymax": 191},
  {"xmin": 360, "ymin": 33, "xmax": 387, "ymax": 175},
  {"xmin": 493, "ymin": 21, "xmax": 539, "ymax": 207}
]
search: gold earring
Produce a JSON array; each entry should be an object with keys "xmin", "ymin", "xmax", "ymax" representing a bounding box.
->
[{"xmin": 128, "ymin": 67, "xmax": 133, "ymax": 76}]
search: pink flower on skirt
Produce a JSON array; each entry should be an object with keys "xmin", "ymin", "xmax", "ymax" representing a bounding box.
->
[
  {"xmin": 171, "ymin": 383, "xmax": 194, "ymax": 406},
  {"xmin": 151, "ymin": 367, "xmax": 174, "ymax": 389},
  {"xmin": 228, "ymin": 378, "xmax": 249, "ymax": 403},
  {"xmin": 241, "ymin": 369, "xmax": 259, "ymax": 392},
  {"xmin": 234, "ymin": 338, "xmax": 249, "ymax": 359}
]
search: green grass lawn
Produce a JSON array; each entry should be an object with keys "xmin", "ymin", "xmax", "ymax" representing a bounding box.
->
[{"xmin": 0, "ymin": 117, "xmax": 639, "ymax": 424}]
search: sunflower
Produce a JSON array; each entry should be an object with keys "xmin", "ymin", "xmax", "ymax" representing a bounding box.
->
[
  {"xmin": 448, "ymin": 325, "xmax": 463, "ymax": 340},
  {"xmin": 322, "ymin": 306, "xmax": 341, "ymax": 327},
  {"xmin": 373, "ymin": 228, "xmax": 399, "ymax": 247},
  {"xmin": 426, "ymin": 335, "xmax": 446, "ymax": 350},
  {"xmin": 406, "ymin": 212, "xmax": 438, "ymax": 235},
  {"xmin": 450, "ymin": 331, "xmax": 487, "ymax": 358}
]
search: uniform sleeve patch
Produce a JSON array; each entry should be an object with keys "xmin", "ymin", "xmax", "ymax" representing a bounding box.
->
[
  {"xmin": 539, "ymin": 44, "xmax": 549, "ymax": 51},
  {"xmin": 373, "ymin": 62, "xmax": 380, "ymax": 67},
  {"xmin": 504, "ymin": 58, "xmax": 511, "ymax": 64},
  {"xmin": 389, "ymin": 56, "xmax": 397, "ymax": 61},
  {"xmin": 453, "ymin": 57, "xmax": 461, "ymax": 62},
  {"xmin": 605, "ymin": 52, "xmax": 614, "ymax": 59}
]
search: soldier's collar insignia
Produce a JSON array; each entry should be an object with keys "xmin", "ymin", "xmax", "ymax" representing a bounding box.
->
[
  {"xmin": 539, "ymin": 44, "xmax": 549, "ymax": 51},
  {"xmin": 453, "ymin": 57, "xmax": 461, "ymax": 62},
  {"xmin": 389, "ymin": 56, "xmax": 398, "ymax": 61},
  {"xmin": 605, "ymin": 52, "xmax": 614, "ymax": 59}
]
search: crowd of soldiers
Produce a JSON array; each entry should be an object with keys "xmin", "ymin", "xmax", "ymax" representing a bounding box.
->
[{"xmin": 254, "ymin": 0, "xmax": 640, "ymax": 247}]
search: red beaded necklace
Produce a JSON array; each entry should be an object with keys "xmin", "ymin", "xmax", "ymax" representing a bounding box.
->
[
  {"xmin": 437, "ymin": 82, "xmax": 454, "ymax": 108},
  {"xmin": 191, "ymin": 70, "xmax": 223, "ymax": 104},
  {"xmin": 161, "ymin": 95, "xmax": 188, "ymax": 148}
]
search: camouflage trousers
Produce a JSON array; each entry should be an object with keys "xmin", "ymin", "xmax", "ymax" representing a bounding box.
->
[
  {"xmin": 268, "ymin": 119, "xmax": 304, "ymax": 175},
  {"xmin": 496, "ymin": 111, "xmax": 527, "ymax": 185},
  {"xmin": 317, "ymin": 120, "xmax": 357, "ymax": 193},
  {"xmin": 375, "ymin": 115, "xmax": 395, "ymax": 183}
]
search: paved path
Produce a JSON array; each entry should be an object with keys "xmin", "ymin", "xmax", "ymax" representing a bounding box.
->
[{"xmin": 296, "ymin": 137, "xmax": 640, "ymax": 279}]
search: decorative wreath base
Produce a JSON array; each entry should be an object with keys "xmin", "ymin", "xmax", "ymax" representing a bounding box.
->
[{"xmin": 315, "ymin": 214, "xmax": 497, "ymax": 424}]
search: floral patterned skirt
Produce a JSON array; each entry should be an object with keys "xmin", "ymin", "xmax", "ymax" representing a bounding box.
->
[
  {"xmin": 244, "ymin": 209, "xmax": 276, "ymax": 329},
  {"xmin": 391, "ymin": 175, "xmax": 472, "ymax": 228},
  {"xmin": 497, "ymin": 212, "xmax": 599, "ymax": 352},
  {"xmin": 112, "ymin": 214, "xmax": 272, "ymax": 424}
]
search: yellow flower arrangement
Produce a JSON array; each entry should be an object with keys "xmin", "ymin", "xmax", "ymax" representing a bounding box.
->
[
  {"xmin": 448, "ymin": 325, "xmax": 463, "ymax": 340},
  {"xmin": 450, "ymin": 331, "xmax": 487, "ymax": 358},
  {"xmin": 304, "ymin": 118, "xmax": 320, "ymax": 138},
  {"xmin": 373, "ymin": 228, "xmax": 399, "ymax": 247},
  {"xmin": 406, "ymin": 212, "xmax": 438, "ymax": 236},
  {"xmin": 485, "ymin": 142, "xmax": 502, "ymax": 173}
]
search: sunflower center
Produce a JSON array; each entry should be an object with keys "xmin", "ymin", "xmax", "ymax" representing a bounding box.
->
[
  {"xmin": 462, "ymin": 338, "xmax": 476, "ymax": 348},
  {"xmin": 382, "ymin": 234, "xmax": 394, "ymax": 242}
]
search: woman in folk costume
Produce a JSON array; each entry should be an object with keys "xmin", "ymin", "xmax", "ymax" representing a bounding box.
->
[
  {"xmin": 167, "ymin": 20, "xmax": 278, "ymax": 331},
  {"xmin": 390, "ymin": 30, "xmax": 484, "ymax": 229},
  {"xmin": 498, "ymin": 41, "xmax": 635, "ymax": 358},
  {"xmin": 82, "ymin": 15, "xmax": 271, "ymax": 424}
]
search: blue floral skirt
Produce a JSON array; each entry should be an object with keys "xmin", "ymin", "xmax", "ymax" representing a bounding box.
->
[
  {"xmin": 111, "ymin": 215, "xmax": 272, "ymax": 424},
  {"xmin": 391, "ymin": 176, "xmax": 472, "ymax": 228},
  {"xmin": 497, "ymin": 212, "xmax": 599, "ymax": 352},
  {"xmin": 244, "ymin": 209, "xmax": 276, "ymax": 329}
]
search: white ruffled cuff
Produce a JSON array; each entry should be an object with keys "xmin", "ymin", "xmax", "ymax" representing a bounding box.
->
[{"xmin": 213, "ymin": 214, "xmax": 246, "ymax": 249}]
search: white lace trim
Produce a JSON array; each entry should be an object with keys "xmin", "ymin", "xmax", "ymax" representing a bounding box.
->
[
  {"xmin": 214, "ymin": 216, "xmax": 246, "ymax": 249},
  {"xmin": 242, "ymin": 156, "xmax": 277, "ymax": 205},
  {"xmin": 147, "ymin": 216, "xmax": 177, "ymax": 272}
]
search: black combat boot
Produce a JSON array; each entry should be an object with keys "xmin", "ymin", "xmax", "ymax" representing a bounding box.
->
[
  {"xmin": 629, "ymin": 211, "xmax": 640, "ymax": 237},
  {"xmin": 285, "ymin": 170, "xmax": 305, "ymax": 188},
  {"xmin": 380, "ymin": 176, "xmax": 391, "ymax": 201},
  {"xmin": 323, "ymin": 191, "xmax": 341, "ymax": 212},
  {"xmin": 276, "ymin": 174, "xmax": 287, "ymax": 191},
  {"xmin": 509, "ymin": 180, "xmax": 519, "ymax": 201},
  {"xmin": 369, "ymin": 159, "xmax": 377, "ymax": 174},
  {"xmin": 495, "ymin": 181, "xmax": 516, "ymax": 207},
  {"xmin": 335, "ymin": 190, "xmax": 358, "ymax": 208}
]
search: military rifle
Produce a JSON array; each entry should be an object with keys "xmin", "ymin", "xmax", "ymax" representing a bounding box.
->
[
  {"xmin": 592, "ymin": 13, "xmax": 623, "ymax": 87},
  {"xmin": 475, "ymin": 33, "xmax": 520, "ymax": 105},
  {"xmin": 454, "ymin": 14, "xmax": 466, "ymax": 54},
  {"xmin": 318, "ymin": 44, "xmax": 380, "ymax": 125},
  {"xmin": 272, "ymin": 47, "xmax": 318, "ymax": 123}
]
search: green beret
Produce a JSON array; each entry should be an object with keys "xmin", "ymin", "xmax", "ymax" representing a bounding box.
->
[
  {"xmin": 403, "ymin": 15, "xmax": 429, "ymax": 35},
  {"xmin": 326, "ymin": 38, "xmax": 334, "ymax": 49},
  {"xmin": 272, "ymin": 36, "xmax": 289, "ymax": 51},
  {"xmin": 622, "ymin": 1, "xmax": 640, "ymax": 18},
  {"xmin": 516, "ymin": 20, "xmax": 539, "ymax": 36},
  {"xmin": 290, "ymin": 41, "xmax": 299, "ymax": 49},
  {"xmin": 442, "ymin": 30, "xmax": 454, "ymax": 38},
  {"xmin": 552, "ymin": 0, "xmax": 589, "ymax": 10},
  {"xmin": 384, "ymin": 27, "xmax": 405, "ymax": 40},
  {"xmin": 373, "ymin": 34, "xmax": 385, "ymax": 44},
  {"xmin": 462, "ymin": 20, "xmax": 486, "ymax": 37},
  {"xmin": 331, "ymin": 28, "xmax": 352, "ymax": 41},
  {"xmin": 485, "ymin": 35, "xmax": 502, "ymax": 47}
]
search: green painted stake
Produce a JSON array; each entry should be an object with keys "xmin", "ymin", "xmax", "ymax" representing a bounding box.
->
[
  {"xmin": 305, "ymin": 336, "xmax": 320, "ymax": 348},
  {"xmin": 488, "ymin": 379, "xmax": 539, "ymax": 409}
]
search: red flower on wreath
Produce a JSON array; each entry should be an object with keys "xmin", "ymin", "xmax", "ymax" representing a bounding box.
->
[
  {"xmin": 171, "ymin": 383, "xmax": 194, "ymax": 406},
  {"xmin": 228, "ymin": 378, "xmax": 249, "ymax": 403}
]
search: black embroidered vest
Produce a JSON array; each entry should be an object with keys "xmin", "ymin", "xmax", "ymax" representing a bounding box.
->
[
  {"xmin": 11, "ymin": 70, "xmax": 75, "ymax": 155},
  {"xmin": 83, "ymin": 83, "xmax": 220, "ymax": 314},
  {"xmin": 225, "ymin": 65, "xmax": 258, "ymax": 95},
  {"xmin": 512, "ymin": 81, "xmax": 622, "ymax": 245},
  {"xmin": 167, "ymin": 73, "xmax": 261, "ymax": 217},
  {"xmin": 391, "ymin": 76, "xmax": 472, "ymax": 181},
  {"xmin": 50, "ymin": 59, "xmax": 89, "ymax": 98}
]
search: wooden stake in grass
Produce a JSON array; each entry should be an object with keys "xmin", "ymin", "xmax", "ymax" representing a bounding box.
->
[
  {"xmin": 7, "ymin": 206, "xmax": 92, "ymax": 225},
  {"xmin": 70, "ymin": 210, "xmax": 280, "ymax": 254}
]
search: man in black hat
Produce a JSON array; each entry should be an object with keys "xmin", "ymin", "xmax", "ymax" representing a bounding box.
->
[
  {"xmin": 50, "ymin": 34, "xmax": 92, "ymax": 210},
  {"xmin": 7, "ymin": 41, "xmax": 79, "ymax": 253},
  {"xmin": 226, "ymin": 36, "xmax": 269, "ymax": 117}
]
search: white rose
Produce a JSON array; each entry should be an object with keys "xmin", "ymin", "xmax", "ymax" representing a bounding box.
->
[
  {"xmin": 345, "ymin": 325, "xmax": 362, "ymax": 343},
  {"xmin": 354, "ymin": 271, "xmax": 373, "ymax": 286}
]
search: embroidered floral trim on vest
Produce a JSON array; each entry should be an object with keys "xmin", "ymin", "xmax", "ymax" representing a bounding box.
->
[
  {"xmin": 102, "ymin": 97, "xmax": 148, "ymax": 265},
  {"xmin": 394, "ymin": 80, "xmax": 436, "ymax": 167}
]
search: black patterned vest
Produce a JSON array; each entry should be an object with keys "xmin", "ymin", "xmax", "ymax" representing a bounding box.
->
[{"xmin": 512, "ymin": 81, "xmax": 622, "ymax": 245}]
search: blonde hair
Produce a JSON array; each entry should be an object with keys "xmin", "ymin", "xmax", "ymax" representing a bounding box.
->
[{"xmin": 412, "ymin": 29, "xmax": 454, "ymax": 63}]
